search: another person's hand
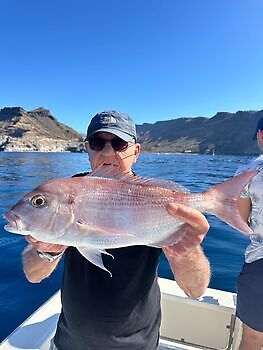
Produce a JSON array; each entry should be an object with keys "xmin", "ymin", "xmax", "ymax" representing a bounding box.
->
[
  {"xmin": 25, "ymin": 235, "xmax": 68, "ymax": 254},
  {"xmin": 164, "ymin": 203, "xmax": 209, "ymax": 256}
]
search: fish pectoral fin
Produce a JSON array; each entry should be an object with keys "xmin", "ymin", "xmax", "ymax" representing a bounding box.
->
[
  {"xmin": 76, "ymin": 221, "xmax": 131, "ymax": 237},
  {"xmin": 77, "ymin": 247, "xmax": 114, "ymax": 277},
  {"xmin": 76, "ymin": 221, "xmax": 109, "ymax": 235}
]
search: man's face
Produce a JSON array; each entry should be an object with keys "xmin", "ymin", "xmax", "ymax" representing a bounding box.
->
[{"xmin": 85, "ymin": 132, "xmax": 141, "ymax": 173}]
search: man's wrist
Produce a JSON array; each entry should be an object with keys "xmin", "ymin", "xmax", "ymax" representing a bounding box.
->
[{"xmin": 37, "ymin": 250, "xmax": 64, "ymax": 263}]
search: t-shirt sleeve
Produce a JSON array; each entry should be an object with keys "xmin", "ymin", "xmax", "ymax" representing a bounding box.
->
[
  {"xmin": 240, "ymin": 183, "xmax": 250, "ymax": 198},
  {"xmin": 235, "ymin": 165, "xmax": 251, "ymax": 198}
]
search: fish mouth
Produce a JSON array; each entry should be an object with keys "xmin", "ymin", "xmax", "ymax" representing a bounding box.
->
[{"xmin": 3, "ymin": 210, "xmax": 24, "ymax": 234}]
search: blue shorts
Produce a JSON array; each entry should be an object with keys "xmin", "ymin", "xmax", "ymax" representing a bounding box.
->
[{"xmin": 236, "ymin": 259, "xmax": 263, "ymax": 332}]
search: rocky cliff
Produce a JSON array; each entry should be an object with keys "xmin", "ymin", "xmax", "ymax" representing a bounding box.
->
[
  {"xmin": 137, "ymin": 110, "xmax": 263, "ymax": 155},
  {"xmin": 0, "ymin": 107, "xmax": 83, "ymax": 152}
]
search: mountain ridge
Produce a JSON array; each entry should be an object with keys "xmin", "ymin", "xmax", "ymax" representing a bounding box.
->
[
  {"xmin": 0, "ymin": 107, "xmax": 83, "ymax": 152},
  {"xmin": 1, "ymin": 106, "xmax": 262, "ymax": 154},
  {"xmin": 136, "ymin": 110, "xmax": 263, "ymax": 154}
]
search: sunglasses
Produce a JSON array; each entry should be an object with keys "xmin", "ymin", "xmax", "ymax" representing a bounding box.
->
[{"xmin": 88, "ymin": 136, "xmax": 133, "ymax": 152}]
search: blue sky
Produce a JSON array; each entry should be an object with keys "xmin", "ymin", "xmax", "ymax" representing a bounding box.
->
[{"xmin": 0, "ymin": 0, "xmax": 262, "ymax": 133}]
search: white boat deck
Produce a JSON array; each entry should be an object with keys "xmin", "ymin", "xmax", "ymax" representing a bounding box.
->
[{"xmin": 0, "ymin": 278, "xmax": 242, "ymax": 350}]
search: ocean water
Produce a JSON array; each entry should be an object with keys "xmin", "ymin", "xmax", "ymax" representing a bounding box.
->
[{"xmin": 0, "ymin": 152, "xmax": 253, "ymax": 342}]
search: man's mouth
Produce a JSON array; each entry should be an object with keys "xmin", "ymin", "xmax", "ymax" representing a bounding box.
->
[{"xmin": 102, "ymin": 163, "xmax": 119, "ymax": 167}]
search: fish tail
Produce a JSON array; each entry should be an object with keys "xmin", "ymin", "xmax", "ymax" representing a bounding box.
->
[{"xmin": 203, "ymin": 170, "xmax": 256, "ymax": 234}]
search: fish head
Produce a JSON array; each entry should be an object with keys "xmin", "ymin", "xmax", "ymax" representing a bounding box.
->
[{"xmin": 3, "ymin": 179, "xmax": 75, "ymax": 242}]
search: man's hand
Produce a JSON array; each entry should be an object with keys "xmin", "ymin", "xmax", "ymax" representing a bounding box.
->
[
  {"xmin": 165, "ymin": 203, "xmax": 209, "ymax": 256},
  {"xmin": 25, "ymin": 235, "xmax": 68, "ymax": 254},
  {"xmin": 162, "ymin": 203, "xmax": 210, "ymax": 298},
  {"xmin": 23, "ymin": 236, "xmax": 68, "ymax": 283}
]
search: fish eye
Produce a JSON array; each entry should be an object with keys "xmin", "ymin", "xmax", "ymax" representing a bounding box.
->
[{"xmin": 31, "ymin": 195, "xmax": 46, "ymax": 208}]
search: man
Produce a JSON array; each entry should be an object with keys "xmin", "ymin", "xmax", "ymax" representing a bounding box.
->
[
  {"xmin": 23, "ymin": 110, "xmax": 210, "ymax": 350},
  {"xmin": 236, "ymin": 117, "xmax": 263, "ymax": 350}
]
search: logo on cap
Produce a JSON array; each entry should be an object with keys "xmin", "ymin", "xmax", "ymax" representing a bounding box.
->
[{"xmin": 101, "ymin": 116, "xmax": 117, "ymax": 125}]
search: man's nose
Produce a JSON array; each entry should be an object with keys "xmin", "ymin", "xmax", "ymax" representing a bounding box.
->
[{"xmin": 102, "ymin": 141, "xmax": 115, "ymax": 154}]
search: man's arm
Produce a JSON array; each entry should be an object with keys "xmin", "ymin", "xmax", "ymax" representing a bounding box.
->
[
  {"xmin": 23, "ymin": 236, "xmax": 67, "ymax": 283},
  {"xmin": 162, "ymin": 203, "xmax": 211, "ymax": 298},
  {"xmin": 237, "ymin": 197, "xmax": 251, "ymax": 223},
  {"xmin": 163, "ymin": 245, "xmax": 210, "ymax": 298}
]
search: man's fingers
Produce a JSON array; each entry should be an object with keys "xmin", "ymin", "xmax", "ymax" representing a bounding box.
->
[
  {"xmin": 25, "ymin": 235, "xmax": 38, "ymax": 244},
  {"xmin": 167, "ymin": 203, "xmax": 209, "ymax": 234},
  {"xmin": 25, "ymin": 235, "xmax": 67, "ymax": 253},
  {"xmin": 164, "ymin": 203, "xmax": 210, "ymax": 257},
  {"xmin": 164, "ymin": 224, "xmax": 202, "ymax": 257}
]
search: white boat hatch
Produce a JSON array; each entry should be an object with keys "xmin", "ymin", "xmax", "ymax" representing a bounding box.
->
[{"xmin": 159, "ymin": 278, "xmax": 242, "ymax": 350}]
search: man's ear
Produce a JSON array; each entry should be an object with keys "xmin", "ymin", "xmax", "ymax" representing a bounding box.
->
[
  {"xmin": 134, "ymin": 143, "xmax": 141, "ymax": 162},
  {"xmin": 84, "ymin": 142, "xmax": 89, "ymax": 152},
  {"xmin": 257, "ymin": 130, "xmax": 263, "ymax": 152}
]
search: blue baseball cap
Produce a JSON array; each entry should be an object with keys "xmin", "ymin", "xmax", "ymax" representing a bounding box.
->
[
  {"xmin": 253, "ymin": 117, "xmax": 263, "ymax": 139},
  {"xmin": 85, "ymin": 110, "xmax": 137, "ymax": 142}
]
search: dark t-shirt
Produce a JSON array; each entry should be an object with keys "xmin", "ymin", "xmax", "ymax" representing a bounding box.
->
[
  {"xmin": 54, "ymin": 173, "xmax": 162, "ymax": 349},
  {"xmin": 54, "ymin": 247, "xmax": 162, "ymax": 350}
]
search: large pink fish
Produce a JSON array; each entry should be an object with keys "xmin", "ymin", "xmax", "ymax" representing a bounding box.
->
[{"xmin": 3, "ymin": 167, "xmax": 256, "ymax": 275}]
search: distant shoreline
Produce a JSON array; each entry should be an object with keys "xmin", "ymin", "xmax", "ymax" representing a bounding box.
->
[{"xmin": 0, "ymin": 150, "xmax": 257, "ymax": 156}]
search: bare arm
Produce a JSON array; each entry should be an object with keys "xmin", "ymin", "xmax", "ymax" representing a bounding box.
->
[
  {"xmin": 237, "ymin": 197, "xmax": 251, "ymax": 223},
  {"xmin": 23, "ymin": 236, "xmax": 67, "ymax": 283},
  {"xmin": 163, "ymin": 245, "xmax": 210, "ymax": 298},
  {"xmin": 162, "ymin": 203, "xmax": 211, "ymax": 298}
]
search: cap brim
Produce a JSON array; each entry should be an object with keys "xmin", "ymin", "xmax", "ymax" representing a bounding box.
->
[{"xmin": 88, "ymin": 128, "xmax": 134, "ymax": 142}]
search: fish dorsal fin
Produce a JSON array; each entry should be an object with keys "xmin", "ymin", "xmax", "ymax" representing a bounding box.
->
[
  {"xmin": 87, "ymin": 164, "xmax": 189, "ymax": 193},
  {"xmin": 130, "ymin": 176, "xmax": 190, "ymax": 193}
]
